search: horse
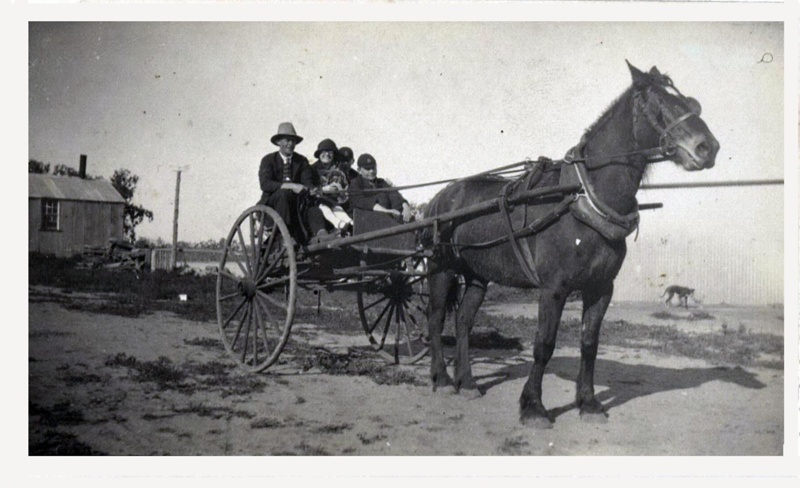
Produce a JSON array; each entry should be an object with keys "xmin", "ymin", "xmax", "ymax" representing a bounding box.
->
[{"xmin": 423, "ymin": 61, "xmax": 719, "ymax": 428}]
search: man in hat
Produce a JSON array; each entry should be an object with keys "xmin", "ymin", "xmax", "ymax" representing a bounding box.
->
[
  {"xmin": 258, "ymin": 122, "xmax": 331, "ymax": 244},
  {"xmin": 348, "ymin": 153, "xmax": 414, "ymax": 223}
]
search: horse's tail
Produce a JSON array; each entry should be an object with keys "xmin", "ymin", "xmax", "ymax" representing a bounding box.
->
[{"xmin": 445, "ymin": 275, "xmax": 462, "ymax": 315}]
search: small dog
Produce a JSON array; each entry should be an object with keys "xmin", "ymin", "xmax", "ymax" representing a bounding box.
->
[{"xmin": 661, "ymin": 285, "xmax": 695, "ymax": 309}]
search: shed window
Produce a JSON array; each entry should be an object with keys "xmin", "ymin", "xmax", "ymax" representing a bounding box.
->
[{"xmin": 41, "ymin": 199, "xmax": 59, "ymax": 231}]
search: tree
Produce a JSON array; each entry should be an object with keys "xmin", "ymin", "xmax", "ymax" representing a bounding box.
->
[
  {"xmin": 29, "ymin": 159, "xmax": 50, "ymax": 174},
  {"xmin": 110, "ymin": 169, "xmax": 154, "ymax": 242},
  {"xmin": 52, "ymin": 164, "xmax": 82, "ymax": 177}
]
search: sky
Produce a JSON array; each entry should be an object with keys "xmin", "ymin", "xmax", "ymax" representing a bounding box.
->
[
  {"xmin": 28, "ymin": 22, "xmax": 783, "ymax": 245},
  {"xmin": 26, "ymin": 21, "xmax": 788, "ymax": 302}
]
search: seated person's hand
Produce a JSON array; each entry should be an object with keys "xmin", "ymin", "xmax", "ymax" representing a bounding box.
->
[
  {"xmin": 402, "ymin": 206, "xmax": 414, "ymax": 223},
  {"xmin": 322, "ymin": 182, "xmax": 343, "ymax": 193},
  {"xmin": 282, "ymin": 182, "xmax": 306, "ymax": 194}
]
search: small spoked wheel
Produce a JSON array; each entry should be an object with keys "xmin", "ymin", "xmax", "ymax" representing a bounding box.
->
[
  {"xmin": 216, "ymin": 205, "xmax": 296, "ymax": 373},
  {"xmin": 357, "ymin": 258, "xmax": 429, "ymax": 364}
]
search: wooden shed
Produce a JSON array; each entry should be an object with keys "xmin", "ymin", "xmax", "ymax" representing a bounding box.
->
[{"xmin": 29, "ymin": 173, "xmax": 126, "ymax": 257}]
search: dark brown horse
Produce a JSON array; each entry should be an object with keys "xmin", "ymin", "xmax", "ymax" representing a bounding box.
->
[{"xmin": 423, "ymin": 62, "xmax": 719, "ymax": 427}]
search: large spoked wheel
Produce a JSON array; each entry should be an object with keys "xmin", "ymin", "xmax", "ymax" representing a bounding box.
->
[
  {"xmin": 357, "ymin": 258, "xmax": 429, "ymax": 364},
  {"xmin": 216, "ymin": 205, "xmax": 297, "ymax": 373}
]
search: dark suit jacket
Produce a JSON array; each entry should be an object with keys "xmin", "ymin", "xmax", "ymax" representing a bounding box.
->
[
  {"xmin": 348, "ymin": 175, "xmax": 407, "ymax": 212},
  {"xmin": 258, "ymin": 151, "xmax": 315, "ymax": 203}
]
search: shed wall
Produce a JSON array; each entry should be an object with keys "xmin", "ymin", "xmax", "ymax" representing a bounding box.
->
[{"xmin": 29, "ymin": 198, "xmax": 125, "ymax": 256}]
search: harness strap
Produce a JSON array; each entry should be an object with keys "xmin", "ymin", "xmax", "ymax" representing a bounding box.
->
[
  {"xmin": 572, "ymin": 162, "xmax": 640, "ymax": 228},
  {"xmin": 497, "ymin": 181, "xmax": 542, "ymax": 287}
]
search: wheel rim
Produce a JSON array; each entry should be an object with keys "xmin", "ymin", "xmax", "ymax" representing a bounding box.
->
[
  {"xmin": 357, "ymin": 259, "xmax": 429, "ymax": 364},
  {"xmin": 216, "ymin": 205, "xmax": 296, "ymax": 373}
]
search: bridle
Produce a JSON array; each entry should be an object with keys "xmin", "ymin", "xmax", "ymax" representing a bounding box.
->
[
  {"xmin": 565, "ymin": 80, "xmax": 702, "ymax": 171},
  {"xmin": 633, "ymin": 82, "xmax": 702, "ymax": 162}
]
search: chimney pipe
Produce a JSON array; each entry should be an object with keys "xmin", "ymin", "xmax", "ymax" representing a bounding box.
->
[{"xmin": 79, "ymin": 154, "xmax": 87, "ymax": 179}]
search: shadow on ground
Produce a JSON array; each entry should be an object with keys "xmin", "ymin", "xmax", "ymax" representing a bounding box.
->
[{"xmin": 473, "ymin": 354, "xmax": 765, "ymax": 421}]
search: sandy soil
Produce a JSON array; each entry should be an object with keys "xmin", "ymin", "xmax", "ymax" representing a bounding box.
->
[{"xmin": 28, "ymin": 289, "xmax": 783, "ymax": 456}]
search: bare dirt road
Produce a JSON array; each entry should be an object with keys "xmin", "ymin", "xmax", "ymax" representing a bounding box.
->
[{"xmin": 28, "ymin": 289, "xmax": 783, "ymax": 456}]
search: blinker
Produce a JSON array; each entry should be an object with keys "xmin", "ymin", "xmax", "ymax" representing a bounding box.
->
[{"xmin": 685, "ymin": 97, "xmax": 702, "ymax": 116}]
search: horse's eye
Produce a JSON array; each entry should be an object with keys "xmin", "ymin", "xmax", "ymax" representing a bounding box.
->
[{"xmin": 655, "ymin": 111, "xmax": 665, "ymax": 126}]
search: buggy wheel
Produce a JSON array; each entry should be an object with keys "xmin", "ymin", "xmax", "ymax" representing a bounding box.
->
[
  {"xmin": 357, "ymin": 258, "xmax": 429, "ymax": 365},
  {"xmin": 216, "ymin": 205, "xmax": 296, "ymax": 373}
]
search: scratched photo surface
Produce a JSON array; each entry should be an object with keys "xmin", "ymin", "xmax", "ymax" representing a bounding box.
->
[{"xmin": 26, "ymin": 21, "xmax": 785, "ymax": 467}]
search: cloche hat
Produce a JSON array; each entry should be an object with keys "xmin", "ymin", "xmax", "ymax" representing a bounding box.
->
[
  {"xmin": 338, "ymin": 146, "xmax": 354, "ymax": 163},
  {"xmin": 314, "ymin": 138, "xmax": 339, "ymax": 159},
  {"xmin": 357, "ymin": 153, "xmax": 377, "ymax": 169}
]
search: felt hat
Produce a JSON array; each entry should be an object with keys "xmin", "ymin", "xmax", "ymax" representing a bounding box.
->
[
  {"xmin": 314, "ymin": 138, "xmax": 339, "ymax": 159},
  {"xmin": 270, "ymin": 122, "xmax": 303, "ymax": 145},
  {"xmin": 357, "ymin": 153, "xmax": 377, "ymax": 169},
  {"xmin": 338, "ymin": 146, "xmax": 354, "ymax": 163}
]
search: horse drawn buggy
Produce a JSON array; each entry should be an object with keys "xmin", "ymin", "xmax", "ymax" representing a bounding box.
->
[
  {"xmin": 216, "ymin": 62, "xmax": 719, "ymax": 425},
  {"xmin": 215, "ymin": 174, "xmax": 581, "ymax": 372}
]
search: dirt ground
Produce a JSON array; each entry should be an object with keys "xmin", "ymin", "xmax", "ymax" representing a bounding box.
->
[{"xmin": 28, "ymin": 287, "xmax": 784, "ymax": 456}]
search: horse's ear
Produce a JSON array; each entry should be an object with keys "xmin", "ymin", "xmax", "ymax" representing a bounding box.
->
[
  {"xmin": 648, "ymin": 66, "xmax": 662, "ymax": 77},
  {"xmin": 626, "ymin": 60, "xmax": 647, "ymax": 87}
]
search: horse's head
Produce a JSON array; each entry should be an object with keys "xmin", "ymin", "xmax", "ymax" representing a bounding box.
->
[{"xmin": 628, "ymin": 61, "xmax": 719, "ymax": 171}]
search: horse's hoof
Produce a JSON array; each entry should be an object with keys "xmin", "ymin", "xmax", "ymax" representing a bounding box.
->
[
  {"xmin": 579, "ymin": 411, "xmax": 609, "ymax": 424},
  {"xmin": 520, "ymin": 415, "xmax": 554, "ymax": 430},
  {"xmin": 458, "ymin": 388, "xmax": 483, "ymax": 400},
  {"xmin": 434, "ymin": 385, "xmax": 457, "ymax": 395}
]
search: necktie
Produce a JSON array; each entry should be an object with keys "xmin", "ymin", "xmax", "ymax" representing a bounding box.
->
[{"xmin": 282, "ymin": 157, "xmax": 292, "ymax": 182}]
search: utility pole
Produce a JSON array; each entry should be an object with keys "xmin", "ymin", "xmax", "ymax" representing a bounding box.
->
[{"xmin": 171, "ymin": 166, "xmax": 189, "ymax": 269}]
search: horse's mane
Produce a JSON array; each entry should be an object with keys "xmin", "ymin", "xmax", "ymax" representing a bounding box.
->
[{"xmin": 583, "ymin": 70, "xmax": 674, "ymax": 138}]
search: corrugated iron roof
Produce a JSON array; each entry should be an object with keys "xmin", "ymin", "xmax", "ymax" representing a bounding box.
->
[{"xmin": 29, "ymin": 174, "xmax": 126, "ymax": 203}]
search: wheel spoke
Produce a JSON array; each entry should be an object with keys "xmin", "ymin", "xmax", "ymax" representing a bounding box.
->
[
  {"xmin": 229, "ymin": 303, "xmax": 249, "ymax": 348},
  {"xmin": 219, "ymin": 291, "xmax": 241, "ymax": 302},
  {"xmin": 255, "ymin": 294, "xmax": 281, "ymax": 339},
  {"xmin": 256, "ymin": 275, "xmax": 292, "ymax": 292},
  {"xmin": 378, "ymin": 303, "xmax": 396, "ymax": 349},
  {"xmin": 253, "ymin": 295, "xmax": 272, "ymax": 353},
  {"xmin": 369, "ymin": 299, "xmax": 394, "ymax": 335},
  {"xmin": 256, "ymin": 212, "xmax": 266, "ymax": 254},
  {"xmin": 250, "ymin": 301, "xmax": 259, "ymax": 365},
  {"xmin": 229, "ymin": 252, "xmax": 248, "ymax": 278},
  {"xmin": 257, "ymin": 289, "xmax": 288, "ymax": 312},
  {"xmin": 236, "ymin": 226, "xmax": 253, "ymax": 276},
  {"xmin": 364, "ymin": 295, "xmax": 389, "ymax": 312},
  {"xmin": 398, "ymin": 308, "xmax": 415, "ymax": 357},
  {"xmin": 219, "ymin": 268, "xmax": 241, "ymax": 283},
  {"xmin": 239, "ymin": 306, "xmax": 252, "ymax": 363},
  {"xmin": 257, "ymin": 247, "xmax": 287, "ymax": 283},
  {"xmin": 222, "ymin": 296, "xmax": 248, "ymax": 330},
  {"xmin": 249, "ymin": 213, "xmax": 259, "ymax": 277},
  {"xmin": 256, "ymin": 223, "xmax": 277, "ymax": 279}
]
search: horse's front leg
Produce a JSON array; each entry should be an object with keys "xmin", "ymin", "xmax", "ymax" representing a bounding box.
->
[
  {"xmin": 427, "ymin": 268, "xmax": 455, "ymax": 393},
  {"xmin": 520, "ymin": 288, "xmax": 567, "ymax": 428},
  {"xmin": 452, "ymin": 278, "xmax": 487, "ymax": 399},
  {"xmin": 576, "ymin": 282, "xmax": 613, "ymax": 422}
]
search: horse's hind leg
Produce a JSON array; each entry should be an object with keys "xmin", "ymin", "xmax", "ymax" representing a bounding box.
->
[
  {"xmin": 576, "ymin": 282, "xmax": 612, "ymax": 422},
  {"xmin": 428, "ymin": 268, "xmax": 456, "ymax": 393},
  {"xmin": 520, "ymin": 287, "xmax": 568, "ymax": 428},
  {"xmin": 452, "ymin": 277, "xmax": 487, "ymax": 399}
]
